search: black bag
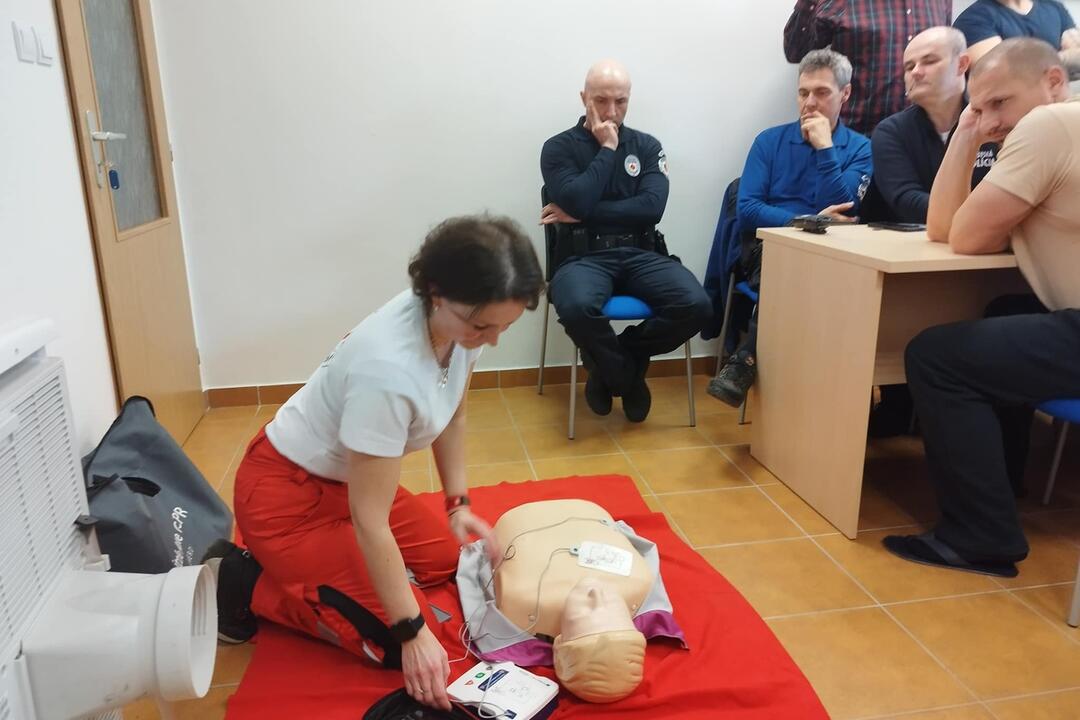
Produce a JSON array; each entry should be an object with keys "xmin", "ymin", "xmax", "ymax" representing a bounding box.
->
[{"xmin": 82, "ymin": 396, "xmax": 233, "ymax": 574}]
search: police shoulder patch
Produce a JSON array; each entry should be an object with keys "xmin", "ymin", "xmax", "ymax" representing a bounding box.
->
[
  {"xmin": 624, "ymin": 154, "xmax": 641, "ymax": 177},
  {"xmin": 658, "ymin": 148, "xmax": 669, "ymax": 177}
]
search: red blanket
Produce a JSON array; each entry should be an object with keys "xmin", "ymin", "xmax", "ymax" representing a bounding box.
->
[{"xmin": 226, "ymin": 475, "xmax": 827, "ymax": 719}]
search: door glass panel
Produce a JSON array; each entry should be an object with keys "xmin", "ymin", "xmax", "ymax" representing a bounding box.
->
[{"xmin": 83, "ymin": 0, "xmax": 163, "ymax": 231}]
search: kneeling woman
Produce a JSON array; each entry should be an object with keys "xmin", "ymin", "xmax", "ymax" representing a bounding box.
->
[{"xmin": 205, "ymin": 215, "xmax": 544, "ymax": 710}]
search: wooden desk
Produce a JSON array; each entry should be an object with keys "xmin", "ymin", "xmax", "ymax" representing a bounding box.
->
[{"xmin": 749, "ymin": 225, "xmax": 1027, "ymax": 539}]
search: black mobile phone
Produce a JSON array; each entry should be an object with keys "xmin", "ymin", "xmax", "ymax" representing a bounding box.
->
[
  {"xmin": 867, "ymin": 221, "xmax": 926, "ymax": 232},
  {"xmin": 790, "ymin": 214, "xmax": 834, "ymax": 234}
]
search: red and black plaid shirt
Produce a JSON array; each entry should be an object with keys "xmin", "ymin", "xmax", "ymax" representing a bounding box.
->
[{"xmin": 784, "ymin": 0, "xmax": 953, "ymax": 135}]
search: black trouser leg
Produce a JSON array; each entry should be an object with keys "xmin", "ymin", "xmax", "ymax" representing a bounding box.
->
[
  {"xmin": 905, "ymin": 308, "xmax": 1080, "ymax": 561},
  {"xmin": 616, "ymin": 249, "xmax": 712, "ymax": 363}
]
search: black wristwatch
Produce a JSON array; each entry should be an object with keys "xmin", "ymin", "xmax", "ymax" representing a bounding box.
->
[{"xmin": 388, "ymin": 613, "xmax": 425, "ymax": 643}]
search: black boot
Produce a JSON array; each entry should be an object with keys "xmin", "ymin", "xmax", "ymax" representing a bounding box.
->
[{"xmin": 202, "ymin": 539, "xmax": 262, "ymax": 644}]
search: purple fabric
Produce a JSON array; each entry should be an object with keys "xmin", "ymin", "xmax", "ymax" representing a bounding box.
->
[
  {"xmin": 634, "ymin": 609, "xmax": 687, "ymax": 647},
  {"xmin": 478, "ymin": 638, "xmax": 553, "ymax": 666},
  {"xmin": 476, "ymin": 610, "xmax": 688, "ymax": 666}
]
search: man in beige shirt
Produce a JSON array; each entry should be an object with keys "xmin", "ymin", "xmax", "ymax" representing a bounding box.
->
[{"xmin": 885, "ymin": 38, "xmax": 1080, "ymax": 577}]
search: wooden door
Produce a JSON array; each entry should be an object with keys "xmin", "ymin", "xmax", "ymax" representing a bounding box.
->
[{"xmin": 56, "ymin": 0, "xmax": 204, "ymax": 442}]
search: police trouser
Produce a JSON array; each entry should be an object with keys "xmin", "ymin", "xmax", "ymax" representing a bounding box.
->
[
  {"xmin": 548, "ymin": 247, "xmax": 711, "ymax": 395},
  {"xmin": 906, "ymin": 298, "xmax": 1080, "ymax": 562}
]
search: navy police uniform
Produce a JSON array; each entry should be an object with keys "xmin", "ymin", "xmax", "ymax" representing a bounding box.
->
[{"xmin": 541, "ymin": 117, "xmax": 710, "ymax": 396}]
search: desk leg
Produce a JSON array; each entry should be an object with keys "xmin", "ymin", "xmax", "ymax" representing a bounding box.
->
[{"xmin": 750, "ymin": 242, "xmax": 883, "ymax": 539}]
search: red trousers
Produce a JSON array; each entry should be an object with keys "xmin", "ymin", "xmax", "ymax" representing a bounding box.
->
[{"xmin": 234, "ymin": 427, "xmax": 458, "ymax": 660}]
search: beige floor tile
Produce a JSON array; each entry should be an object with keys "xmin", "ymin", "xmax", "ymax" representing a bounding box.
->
[
  {"xmin": 211, "ymin": 643, "xmax": 255, "ymax": 686},
  {"xmin": 693, "ymin": 413, "xmax": 753, "ymax": 446},
  {"xmin": 1030, "ymin": 509, "xmax": 1080, "ymax": 545},
  {"xmin": 874, "ymin": 707, "xmax": 995, "ymax": 720},
  {"xmin": 817, "ymin": 529, "xmax": 999, "ymax": 603},
  {"xmin": 201, "ymin": 406, "xmax": 259, "ymax": 422},
  {"xmin": 627, "ymin": 446, "xmax": 750, "ymax": 494},
  {"xmin": 465, "ymin": 399, "xmax": 513, "ymax": 430},
  {"xmin": 658, "ymin": 488, "xmax": 802, "ymax": 546},
  {"xmin": 124, "ymin": 685, "xmax": 236, "ymax": 720},
  {"xmin": 399, "ymin": 470, "xmax": 433, "ymax": 494},
  {"xmin": 465, "ymin": 462, "xmax": 534, "ymax": 487},
  {"xmin": 759, "ymin": 483, "xmax": 839, "ymax": 535},
  {"xmin": 889, "ymin": 592, "xmax": 1080, "ymax": 699},
  {"xmin": 1012, "ymin": 584, "xmax": 1079, "ymax": 633},
  {"xmin": 607, "ymin": 417, "xmax": 710, "ymax": 453},
  {"xmin": 400, "ymin": 448, "xmax": 432, "ymax": 473},
  {"xmin": 254, "ymin": 403, "xmax": 280, "ymax": 422},
  {"xmin": 699, "ymin": 538, "xmax": 872, "ymax": 617},
  {"xmin": 767, "ymin": 608, "xmax": 973, "ymax": 719},
  {"xmin": 465, "ymin": 428, "xmax": 527, "ymax": 464},
  {"xmin": 530, "ymin": 454, "xmax": 644, "ymax": 492},
  {"xmin": 998, "ymin": 514, "xmax": 1080, "ymax": 589},
  {"xmin": 501, "ymin": 385, "xmax": 579, "ymax": 426},
  {"xmin": 518, "ymin": 421, "xmax": 618, "ymax": 459},
  {"xmin": 989, "ymin": 689, "xmax": 1080, "ymax": 719},
  {"xmin": 185, "ymin": 446, "xmax": 237, "ymax": 491},
  {"xmin": 719, "ymin": 444, "xmax": 778, "ymax": 485},
  {"xmin": 642, "ymin": 494, "xmax": 662, "ymax": 512},
  {"xmin": 859, "ymin": 475, "xmax": 940, "ymax": 531},
  {"xmin": 467, "ymin": 389, "xmax": 503, "ymax": 403}
]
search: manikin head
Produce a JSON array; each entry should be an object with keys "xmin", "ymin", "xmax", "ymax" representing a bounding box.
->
[
  {"xmin": 552, "ymin": 577, "xmax": 646, "ymax": 703},
  {"xmin": 797, "ymin": 49, "xmax": 853, "ymax": 130},
  {"xmin": 903, "ymin": 27, "xmax": 969, "ymax": 108},
  {"xmin": 580, "ymin": 59, "xmax": 632, "ymax": 127},
  {"xmin": 968, "ymin": 38, "xmax": 1070, "ymax": 144}
]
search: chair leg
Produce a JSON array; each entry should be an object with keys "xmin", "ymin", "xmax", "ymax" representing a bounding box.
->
[
  {"xmin": 1069, "ymin": 555, "xmax": 1080, "ymax": 627},
  {"xmin": 684, "ymin": 341, "xmax": 696, "ymax": 427},
  {"xmin": 568, "ymin": 345, "xmax": 578, "ymax": 440},
  {"xmin": 538, "ymin": 300, "xmax": 550, "ymax": 395},
  {"xmin": 714, "ymin": 272, "xmax": 736, "ymax": 377},
  {"xmin": 738, "ymin": 397, "xmax": 748, "ymax": 425},
  {"xmin": 1042, "ymin": 421, "xmax": 1070, "ymax": 506}
]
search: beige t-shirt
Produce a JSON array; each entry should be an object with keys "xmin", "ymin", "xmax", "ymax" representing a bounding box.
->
[{"xmin": 984, "ymin": 96, "xmax": 1080, "ymax": 311}]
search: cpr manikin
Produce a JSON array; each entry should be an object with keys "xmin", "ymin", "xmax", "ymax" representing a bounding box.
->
[{"xmin": 456, "ymin": 499, "xmax": 684, "ymax": 703}]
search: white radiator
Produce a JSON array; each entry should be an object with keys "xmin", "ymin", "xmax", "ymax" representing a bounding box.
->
[{"xmin": 0, "ymin": 321, "xmax": 112, "ymax": 720}]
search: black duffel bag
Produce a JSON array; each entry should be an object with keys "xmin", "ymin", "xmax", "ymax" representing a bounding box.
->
[{"xmin": 82, "ymin": 396, "xmax": 233, "ymax": 573}]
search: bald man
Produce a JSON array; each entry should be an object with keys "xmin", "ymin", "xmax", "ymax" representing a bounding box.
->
[
  {"xmin": 540, "ymin": 60, "xmax": 710, "ymax": 422},
  {"xmin": 884, "ymin": 39, "xmax": 1080, "ymax": 577},
  {"xmin": 871, "ymin": 27, "xmax": 995, "ymax": 223}
]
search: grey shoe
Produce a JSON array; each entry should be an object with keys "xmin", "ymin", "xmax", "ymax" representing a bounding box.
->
[{"xmin": 708, "ymin": 356, "xmax": 756, "ymax": 408}]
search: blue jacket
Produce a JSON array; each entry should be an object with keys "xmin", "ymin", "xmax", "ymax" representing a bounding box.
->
[{"xmin": 736, "ymin": 121, "xmax": 873, "ymax": 233}]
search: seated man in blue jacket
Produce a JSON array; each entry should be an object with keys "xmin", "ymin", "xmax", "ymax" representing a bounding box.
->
[
  {"xmin": 709, "ymin": 49, "xmax": 872, "ymax": 408},
  {"xmin": 541, "ymin": 59, "xmax": 710, "ymax": 422}
]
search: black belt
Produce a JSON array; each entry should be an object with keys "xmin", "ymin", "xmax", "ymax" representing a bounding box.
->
[{"xmin": 570, "ymin": 228, "xmax": 657, "ymax": 254}]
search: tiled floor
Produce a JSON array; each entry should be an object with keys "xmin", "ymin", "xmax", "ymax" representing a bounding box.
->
[{"xmin": 125, "ymin": 376, "xmax": 1080, "ymax": 720}]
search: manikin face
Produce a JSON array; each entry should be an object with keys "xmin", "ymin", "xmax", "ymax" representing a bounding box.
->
[{"xmin": 560, "ymin": 577, "xmax": 636, "ymax": 641}]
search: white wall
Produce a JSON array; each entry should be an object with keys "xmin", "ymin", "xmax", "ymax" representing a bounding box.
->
[
  {"xmin": 150, "ymin": 0, "xmax": 1080, "ymax": 389},
  {"xmin": 0, "ymin": 0, "xmax": 118, "ymax": 454}
]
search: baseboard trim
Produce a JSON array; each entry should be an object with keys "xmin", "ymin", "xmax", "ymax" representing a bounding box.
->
[{"xmin": 206, "ymin": 356, "xmax": 719, "ymax": 407}]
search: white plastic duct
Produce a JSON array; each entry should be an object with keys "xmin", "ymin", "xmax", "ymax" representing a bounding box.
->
[{"xmin": 19, "ymin": 564, "xmax": 217, "ymax": 720}]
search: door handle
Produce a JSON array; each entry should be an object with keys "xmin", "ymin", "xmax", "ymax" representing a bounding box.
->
[{"xmin": 90, "ymin": 130, "xmax": 127, "ymax": 141}]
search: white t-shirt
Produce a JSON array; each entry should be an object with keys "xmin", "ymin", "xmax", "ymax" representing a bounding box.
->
[{"xmin": 266, "ymin": 290, "xmax": 482, "ymax": 481}]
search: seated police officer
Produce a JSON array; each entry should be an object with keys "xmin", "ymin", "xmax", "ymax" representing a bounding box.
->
[
  {"xmin": 708, "ymin": 49, "xmax": 872, "ymax": 408},
  {"xmin": 541, "ymin": 59, "xmax": 710, "ymax": 422}
]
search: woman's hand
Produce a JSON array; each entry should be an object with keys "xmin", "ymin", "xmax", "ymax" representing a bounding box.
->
[
  {"xmin": 448, "ymin": 508, "xmax": 502, "ymax": 565},
  {"xmin": 401, "ymin": 625, "xmax": 451, "ymax": 710}
]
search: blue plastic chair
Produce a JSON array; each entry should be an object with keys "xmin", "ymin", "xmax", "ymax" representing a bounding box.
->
[
  {"xmin": 713, "ymin": 275, "xmax": 759, "ymax": 424},
  {"xmin": 539, "ymin": 294, "xmax": 696, "ymax": 439},
  {"xmin": 1037, "ymin": 398, "xmax": 1080, "ymax": 627}
]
